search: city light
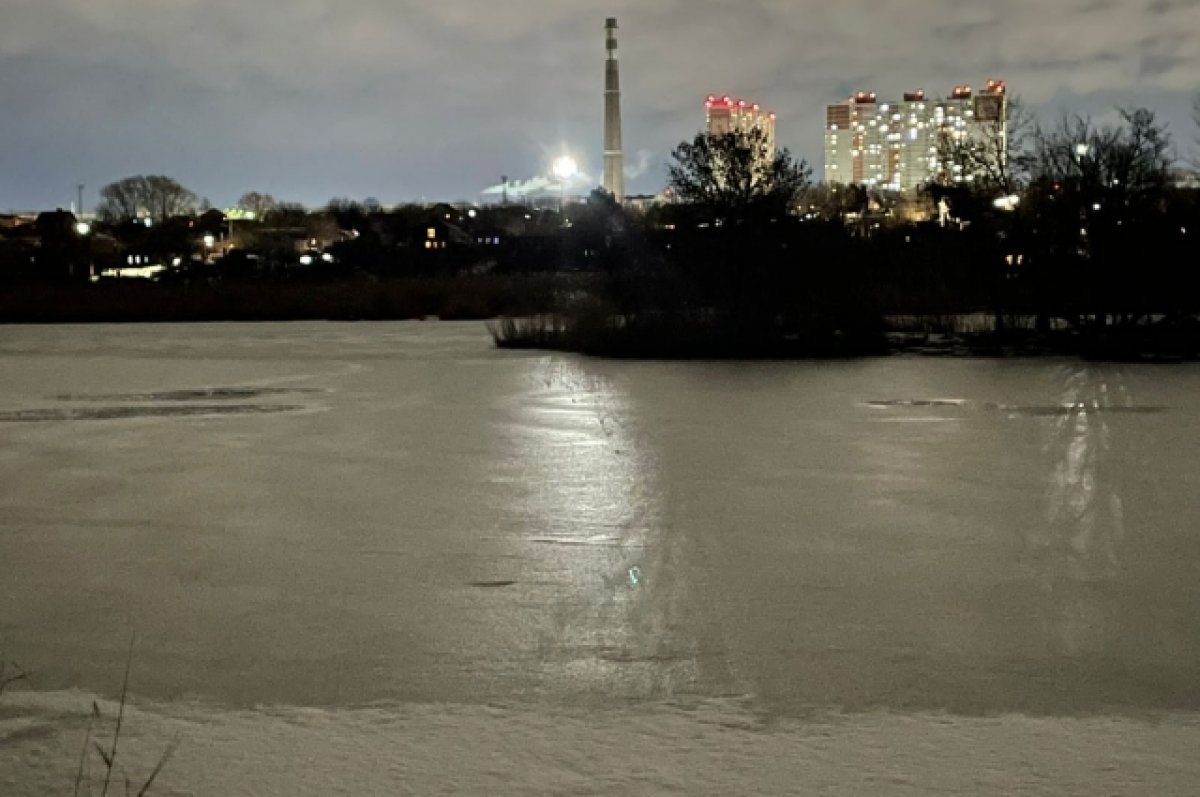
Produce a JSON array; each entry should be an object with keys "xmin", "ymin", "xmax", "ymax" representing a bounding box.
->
[
  {"xmin": 552, "ymin": 155, "xmax": 579, "ymax": 182},
  {"xmin": 74, "ymin": 222, "xmax": 90, "ymax": 235}
]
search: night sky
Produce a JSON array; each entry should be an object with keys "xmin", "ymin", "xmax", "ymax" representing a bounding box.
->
[{"xmin": 2, "ymin": 0, "xmax": 1197, "ymax": 211}]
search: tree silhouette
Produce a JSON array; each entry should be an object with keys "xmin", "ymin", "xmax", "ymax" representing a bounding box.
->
[
  {"xmin": 936, "ymin": 96, "xmax": 1034, "ymax": 198},
  {"xmin": 667, "ymin": 127, "xmax": 811, "ymax": 223},
  {"xmin": 237, "ymin": 191, "xmax": 278, "ymax": 218},
  {"xmin": 96, "ymin": 176, "xmax": 197, "ymax": 223}
]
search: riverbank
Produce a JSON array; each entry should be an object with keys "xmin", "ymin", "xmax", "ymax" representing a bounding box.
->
[{"xmin": 4, "ymin": 279, "xmax": 1198, "ymax": 362}]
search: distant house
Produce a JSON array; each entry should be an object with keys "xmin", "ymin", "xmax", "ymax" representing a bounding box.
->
[
  {"xmin": 7, "ymin": 210, "xmax": 92, "ymax": 281},
  {"xmin": 0, "ymin": 213, "xmax": 37, "ymax": 231},
  {"xmin": 34, "ymin": 209, "xmax": 80, "ymax": 238},
  {"xmin": 1171, "ymin": 168, "xmax": 1200, "ymax": 191}
]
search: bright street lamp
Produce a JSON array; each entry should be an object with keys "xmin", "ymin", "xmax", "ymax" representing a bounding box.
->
[
  {"xmin": 551, "ymin": 155, "xmax": 578, "ymax": 215},
  {"xmin": 74, "ymin": 222, "xmax": 91, "ymax": 236},
  {"xmin": 552, "ymin": 155, "xmax": 578, "ymax": 182}
]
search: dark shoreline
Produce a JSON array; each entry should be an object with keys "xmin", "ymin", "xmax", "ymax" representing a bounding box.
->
[
  {"xmin": 3, "ymin": 281, "xmax": 1197, "ymax": 363},
  {"xmin": 0, "ymin": 276, "xmax": 565, "ymax": 324}
]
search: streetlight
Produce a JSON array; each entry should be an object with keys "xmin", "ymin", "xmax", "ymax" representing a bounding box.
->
[
  {"xmin": 75, "ymin": 222, "xmax": 92, "ymax": 281},
  {"xmin": 203, "ymin": 234, "xmax": 215, "ymax": 263},
  {"xmin": 552, "ymin": 155, "xmax": 578, "ymax": 215}
]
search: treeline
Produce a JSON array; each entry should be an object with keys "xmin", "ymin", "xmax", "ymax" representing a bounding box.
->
[{"xmin": 495, "ymin": 106, "xmax": 1200, "ymax": 360}]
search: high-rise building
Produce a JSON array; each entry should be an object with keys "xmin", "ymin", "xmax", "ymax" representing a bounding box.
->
[
  {"xmin": 824, "ymin": 80, "xmax": 1008, "ymax": 192},
  {"xmin": 602, "ymin": 18, "xmax": 625, "ymax": 202},
  {"xmin": 704, "ymin": 95, "xmax": 777, "ymax": 154}
]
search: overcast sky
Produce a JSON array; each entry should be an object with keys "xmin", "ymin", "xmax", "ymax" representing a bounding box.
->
[{"xmin": 2, "ymin": 0, "xmax": 1198, "ymax": 211}]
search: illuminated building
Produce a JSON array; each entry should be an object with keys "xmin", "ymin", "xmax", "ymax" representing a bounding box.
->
[
  {"xmin": 824, "ymin": 80, "xmax": 1008, "ymax": 192},
  {"xmin": 704, "ymin": 95, "xmax": 777, "ymax": 155}
]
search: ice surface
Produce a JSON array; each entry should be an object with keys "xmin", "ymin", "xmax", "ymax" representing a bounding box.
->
[{"xmin": 2, "ymin": 322, "xmax": 1200, "ymax": 793}]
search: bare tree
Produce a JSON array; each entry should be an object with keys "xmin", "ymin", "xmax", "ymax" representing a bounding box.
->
[
  {"xmin": 237, "ymin": 191, "xmax": 278, "ymax": 218},
  {"xmin": 1191, "ymin": 92, "xmax": 1200, "ymax": 169},
  {"xmin": 144, "ymin": 176, "xmax": 197, "ymax": 222},
  {"xmin": 668, "ymin": 126, "xmax": 811, "ymax": 222},
  {"xmin": 937, "ymin": 96, "xmax": 1034, "ymax": 197},
  {"xmin": 1025, "ymin": 108, "xmax": 1172, "ymax": 199},
  {"xmin": 96, "ymin": 176, "xmax": 197, "ymax": 223}
]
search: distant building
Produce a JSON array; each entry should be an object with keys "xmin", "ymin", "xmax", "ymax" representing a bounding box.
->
[
  {"xmin": 824, "ymin": 80, "xmax": 1008, "ymax": 193},
  {"xmin": 602, "ymin": 18, "xmax": 625, "ymax": 203},
  {"xmin": 0, "ymin": 213, "xmax": 37, "ymax": 231},
  {"xmin": 1171, "ymin": 168, "xmax": 1200, "ymax": 190},
  {"xmin": 704, "ymin": 95, "xmax": 777, "ymax": 155}
]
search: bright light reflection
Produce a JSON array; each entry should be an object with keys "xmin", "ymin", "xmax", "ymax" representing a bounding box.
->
[{"xmin": 505, "ymin": 358, "xmax": 683, "ymax": 696}]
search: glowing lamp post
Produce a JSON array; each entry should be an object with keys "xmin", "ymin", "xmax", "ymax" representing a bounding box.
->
[
  {"xmin": 75, "ymin": 222, "xmax": 91, "ymax": 280},
  {"xmin": 552, "ymin": 155, "xmax": 578, "ymax": 215}
]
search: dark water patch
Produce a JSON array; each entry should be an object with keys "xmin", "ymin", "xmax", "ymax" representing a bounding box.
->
[
  {"xmin": 986, "ymin": 403, "xmax": 1168, "ymax": 416},
  {"xmin": 527, "ymin": 536, "xmax": 641, "ymax": 549},
  {"xmin": 53, "ymin": 387, "xmax": 324, "ymax": 402},
  {"xmin": 0, "ymin": 404, "xmax": 305, "ymax": 422},
  {"xmin": 866, "ymin": 399, "xmax": 968, "ymax": 408},
  {"xmin": 585, "ymin": 645, "xmax": 686, "ymax": 665},
  {"xmin": 469, "ymin": 580, "xmax": 517, "ymax": 589}
]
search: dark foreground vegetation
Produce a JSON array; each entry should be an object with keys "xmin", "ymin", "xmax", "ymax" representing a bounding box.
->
[{"xmin": 3, "ymin": 102, "xmax": 1199, "ymax": 361}]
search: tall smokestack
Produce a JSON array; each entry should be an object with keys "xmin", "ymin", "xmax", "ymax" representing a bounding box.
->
[{"xmin": 603, "ymin": 17, "xmax": 625, "ymax": 202}]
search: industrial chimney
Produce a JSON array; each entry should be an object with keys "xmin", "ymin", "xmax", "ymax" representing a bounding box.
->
[{"xmin": 603, "ymin": 18, "xmax": 625, "ymax": 202}]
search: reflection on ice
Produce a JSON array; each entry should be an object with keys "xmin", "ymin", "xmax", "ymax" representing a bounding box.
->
[
  {"xmin": 503, "ymin": 357, "xmax": 690, "ymax": 698},
  {"xmin": 1039, "ymin": 366, "xmax": 1130, "ymax": 580},
  {"xmin": 1024, "ymin": 366, "xmax": 1136, "ymax": 655}
]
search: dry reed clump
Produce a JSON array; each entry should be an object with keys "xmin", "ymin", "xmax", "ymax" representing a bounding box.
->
[{"xmin": 0, "ymin": 639, "xmax": 178, "ymax": 796}]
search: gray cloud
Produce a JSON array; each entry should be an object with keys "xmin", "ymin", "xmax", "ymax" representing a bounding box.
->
[{"xmin": 2, "ymin": 0, "xmax": 1198, "ymax": 210}]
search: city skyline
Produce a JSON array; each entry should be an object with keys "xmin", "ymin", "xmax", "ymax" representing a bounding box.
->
[{"xmin": 2, "ymin": 0, "xmax": 1198, "ymax": 211}]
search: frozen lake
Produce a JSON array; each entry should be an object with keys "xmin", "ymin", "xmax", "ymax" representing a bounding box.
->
[{"xmin": 2, "ymin": 321, "xmax": 1200, "ymax": 794}]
